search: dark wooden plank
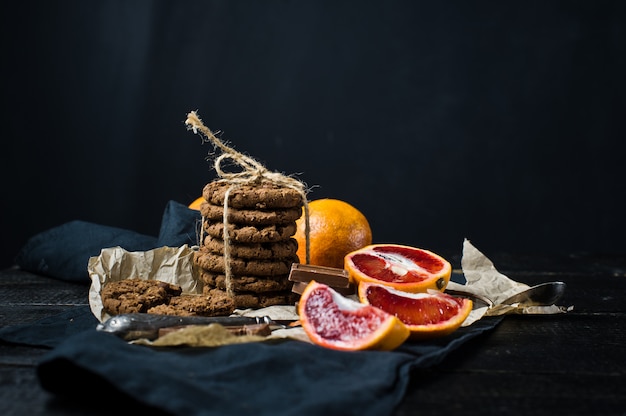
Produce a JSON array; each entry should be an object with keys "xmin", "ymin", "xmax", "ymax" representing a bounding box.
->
[
  {"xmin": 0, "ymin": 268, "xmax": 89, "ymax": 327},
  {"xmin": 395, "ymin": 313, "xmax": 626, "ymax": 415},
  {"xmin": 0, "ymin": 268, "xmax": 89, "ymax": 302},
  {"xmin": 437, "ymin": 315, "xmax": 626, "ymax": 374},
  {"xmin": 394, "ymin": 371, "xmax": 626, "ymax": 416}
]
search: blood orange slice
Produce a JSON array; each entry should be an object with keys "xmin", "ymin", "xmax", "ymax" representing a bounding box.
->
[
  {"xmin": 298, "ymin": 280, "xmax": 410, "ymax": 351},
  {"xmin": 344, "ymin": 244, "xmax": 452, "ymax": 293},
  {"xmin": 358, "ymin": 282, "xmax": 473, "ymax": 339}
]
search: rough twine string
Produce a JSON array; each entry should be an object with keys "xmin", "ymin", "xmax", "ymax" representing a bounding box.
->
[{"xmin": 185, "ymin": 111, "xmax": 310, "ymax": 298}]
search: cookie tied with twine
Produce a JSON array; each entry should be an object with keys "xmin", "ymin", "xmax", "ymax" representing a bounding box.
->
[{"xmin": 185, "ymin": 111, "xmax": 310, "ymax": 298}]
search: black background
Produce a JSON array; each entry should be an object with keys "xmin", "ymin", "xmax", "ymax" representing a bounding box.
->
[{"xmin": 2, "ymin": 0, "xmax": 625, "ymax": 269}]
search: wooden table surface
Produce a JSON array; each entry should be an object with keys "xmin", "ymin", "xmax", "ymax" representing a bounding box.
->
[{"xmin": 1, "ymin": 251, "xmax": 625, "ymax": 415}]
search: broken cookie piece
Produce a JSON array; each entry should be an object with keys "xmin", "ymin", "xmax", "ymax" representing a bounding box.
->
[{"xmin": 101, "ymin": 279, "xmax": 183, "ymax": 315}]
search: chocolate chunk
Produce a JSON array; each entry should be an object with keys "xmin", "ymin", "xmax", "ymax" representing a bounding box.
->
[{"xmin": 288, "ymin": 263, "xmax": 351, "ymax": 288}]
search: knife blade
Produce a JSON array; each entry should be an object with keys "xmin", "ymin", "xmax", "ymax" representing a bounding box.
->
[{"xmin": 96, "ymin": 313, "xmax": 297, "ymax": 341}]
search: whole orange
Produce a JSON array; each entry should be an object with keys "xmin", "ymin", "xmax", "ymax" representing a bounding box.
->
[{"xmin": 295, "ymin": 198, "xmax": 373, "ymax": 269}]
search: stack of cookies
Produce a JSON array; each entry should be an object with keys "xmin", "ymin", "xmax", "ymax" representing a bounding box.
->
[{"xmin": 194, "ymin": 180, "xmax": 304, "ymax": 309}]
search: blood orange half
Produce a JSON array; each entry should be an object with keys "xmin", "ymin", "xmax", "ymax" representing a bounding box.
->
[
  {"xmin": 298, "ymin": 280, "xmax": 410, "ymax": 351},
  {"xmin": 344, "ymin": 244, "xmax": 452, "ymax": 293},
  {"xmin": 358, "ymin": 282, "xmax": 473, "ymax": 339}
]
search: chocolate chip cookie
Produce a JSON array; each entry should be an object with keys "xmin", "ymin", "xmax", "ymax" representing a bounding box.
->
[
  {"xmin": 199, "ymin": 270, "xmax": 293, "ymax": 293},
  {"xmin": 194, "ymin": 248, "xmax": 298, "ymax": 276},
  {"xmin": 200, "ymin": 201, "xmax": 302, "ymax": 225},
  {"xmin": 203, "ymin": 220, "xmax": 297, "ymax": 244},
  {"xmin": 147, "ymin": 292, "xmax": 235, "ymax": 317},
  {"xmin": 203, "ymin": 287, "xmax": 297, "ymax": 309},
  {"xmin": 203, "ymin": 181, "xmax": 304, "ymax": 209},
  {"xmin": 202, "ymin": 235, "xmax": 298, "ymax": 260}
]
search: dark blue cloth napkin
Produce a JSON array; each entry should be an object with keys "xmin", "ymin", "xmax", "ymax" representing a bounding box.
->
[
  {"xmin": 14, "ymin": 200, "xmax": 201, "ymax": 283},
  {"xmin": 0, "ymin": 306, "xmax": 97, "ymax": 348},
  {"xmin": 28, "ymin": 308, "xmax": 501, "ymax": 416}
]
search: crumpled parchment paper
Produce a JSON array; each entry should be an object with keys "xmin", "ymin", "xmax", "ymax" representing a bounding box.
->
[
  {"xmin": 88, "ymin": 240, "xmax": 571, "ymax": 346},
  {"xmin": 88, "ymin": 245, "xmax": 203, "ymax": 323},
  {"xmin": 449, "ymin": 239, "xmax": 571, "ymax": 326}
]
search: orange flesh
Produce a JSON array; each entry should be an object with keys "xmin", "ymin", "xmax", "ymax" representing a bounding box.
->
[
  {"xmin": 351, "ymin": 246, "xmax": 446, "ymax": 284},
  {"xmin": 363, "ymin": 285, "xmax": 465, "ymax": 326},
  {"xmin": 303, "ymin": 286, "xmax": 388, "ymax": 342}
]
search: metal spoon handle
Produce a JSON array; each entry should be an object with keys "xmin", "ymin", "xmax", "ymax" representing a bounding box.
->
[
  {"xmin": 500, "ymin": 281, "xmax": 566, "ymax": 306},
  {"xmin": 445, "ymin": 289, "xmax": 494, "ymax": 307}
]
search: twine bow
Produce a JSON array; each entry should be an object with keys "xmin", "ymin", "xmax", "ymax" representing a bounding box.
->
[{"xmin": 185, "ymin": 111, "xmax": 310, "ymax": 298}]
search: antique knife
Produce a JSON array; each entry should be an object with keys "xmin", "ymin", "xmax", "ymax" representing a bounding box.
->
[{"xmin": 96, "ymin": 313, "xmax": 296, "ymax": 341}]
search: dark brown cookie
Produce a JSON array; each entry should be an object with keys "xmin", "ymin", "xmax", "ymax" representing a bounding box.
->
[
  {"xmin": 203, "ymin": 287, "xmax": 297, "ymax": 309},
  {"xmin": 203, "ymin": 220, "xmax": 297, "ymax": 243},
  {"xmin": 101, "ymin": 279, "xmax": 182, "ymax": 316},
  {"xmin": 200, "ymin": 270, "xmax": 293, "ymax": 293},
  {"xmin": 194, "ymin": 249, "xmax": 298, "ymax": 276},
  {"xmin": 147, "ymin": 293, "xmax": 235, "ymax": 317},
  {"xmin": 202, "ymin": 235, "xmax": 298, "ymax": 260},
  {"xmin": 200, "ymin": 201, "xmax": 302, "ymax": 225},
  {"xmin": 203, "ymin": 181, "xmax": 304, "ymax": 209}
]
